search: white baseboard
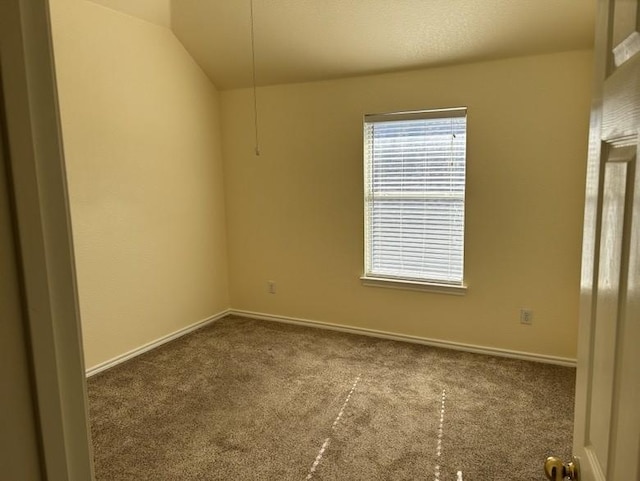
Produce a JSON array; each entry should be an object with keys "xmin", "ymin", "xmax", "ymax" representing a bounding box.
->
[
  {"xmin": 230, "ymin": 309, "xmax": 577, "ymax": 367},
  {"xmin": 85, "ymin": 309, "xmax": 231, "ymax": 377},
  {"xmin": 86, "ymin": 307, "xmax": 576, "ymax": 376}
]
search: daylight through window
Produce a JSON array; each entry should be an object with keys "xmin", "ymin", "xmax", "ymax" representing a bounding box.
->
[{"xmin": 363, "ymin": 108, "xmax": 467, "ymax": 287}]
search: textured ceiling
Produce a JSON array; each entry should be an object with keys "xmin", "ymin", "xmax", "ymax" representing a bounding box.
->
[{"xmin": 92, "ymin": 0, "xmax": 596, "ymax": 90}]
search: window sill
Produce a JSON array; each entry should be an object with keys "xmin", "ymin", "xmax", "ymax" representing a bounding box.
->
[{"xmin": 360, "ymin": 276, "xmax": 467, "ymax": 295}]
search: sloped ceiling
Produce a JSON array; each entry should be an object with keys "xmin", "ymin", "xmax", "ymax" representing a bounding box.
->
[{"xmin": 89, "ymin": 0, "xmax": 596, "ymax": 90}]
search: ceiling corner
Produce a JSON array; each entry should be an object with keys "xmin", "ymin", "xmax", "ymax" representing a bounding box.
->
[{"xmin": 87, "ymin": 0, "xmax": 171, "ymax": 28}]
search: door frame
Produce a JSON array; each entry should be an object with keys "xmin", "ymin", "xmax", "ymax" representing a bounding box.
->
[{"xmin": 0, "ymin": 0, "xmax": 94, "ymax": 479}]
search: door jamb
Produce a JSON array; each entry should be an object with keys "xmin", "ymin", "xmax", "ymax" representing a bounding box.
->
[{"xmin": 0, "ymin": 0, "xmax": 94, "ymax": 479}]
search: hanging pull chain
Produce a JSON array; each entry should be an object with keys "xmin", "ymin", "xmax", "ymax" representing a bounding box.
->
[{"xmin": 249, "ymin": 0, "xmax": 260, "ymax": 156}]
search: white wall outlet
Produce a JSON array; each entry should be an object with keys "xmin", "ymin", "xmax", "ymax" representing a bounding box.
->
[
  {"xmin": 520, "ymin": 308, "xmax": 533, "ymax": 325},
  {"xmin": 268, "ymin": 280, "xmax": 276, "ymax": 294}
]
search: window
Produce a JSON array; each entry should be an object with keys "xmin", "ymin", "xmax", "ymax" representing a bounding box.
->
[{"xmin": 362, "ymin": 108, "xmax": 467, "ymax": 292}]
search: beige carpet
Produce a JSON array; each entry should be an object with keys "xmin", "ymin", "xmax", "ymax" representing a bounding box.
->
[{"xmin": 87, "ymin": 315, "xmax": 574, "ymax": 480}]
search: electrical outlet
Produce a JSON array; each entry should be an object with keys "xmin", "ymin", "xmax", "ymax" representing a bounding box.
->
[
  {"xmin": 520, "ymin": 308, "xmax": 533, "ymax": 325},
  {"xmin": 268, "ymin": 280, "xmax": 276, "ymax": 294}
]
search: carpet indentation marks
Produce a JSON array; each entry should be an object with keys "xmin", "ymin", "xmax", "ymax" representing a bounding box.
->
[
  {"xmin": 305, "ymin": 374, "xmax": 361, "ymax": 480},
  {"xmin": 435, "ymin": 389, "xmax": 446, "ymax": 481}
]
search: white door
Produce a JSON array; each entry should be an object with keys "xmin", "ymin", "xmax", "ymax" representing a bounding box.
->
[{"xmin": 565, "ymin": 0, "xmax": 640, "ymax": 480}]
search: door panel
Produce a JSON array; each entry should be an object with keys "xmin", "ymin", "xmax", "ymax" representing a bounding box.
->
[
  {"xmin": 611, "ymin": 0, "xmax": 638, "ymax": 46},
  {"xmin": 603, "ymin": 55, "xmax": 640, "ymax": 142},
  {"xmin": 589, "ymin": 158, "xmax": 628, "ymax": 474},
  {"xmin": 608, "ymin": 150, "xmax": 640, "ymax": 480}
]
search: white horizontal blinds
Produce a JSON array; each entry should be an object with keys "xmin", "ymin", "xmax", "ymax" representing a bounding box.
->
[{"xmin": 364, "ymin": 109, "xmax": 466, "ymax": 285}]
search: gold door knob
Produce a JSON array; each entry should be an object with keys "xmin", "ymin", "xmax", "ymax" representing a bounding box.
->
[{"xmin": 544, "ymin": 456, "xmax": 580, "ymax": 481}]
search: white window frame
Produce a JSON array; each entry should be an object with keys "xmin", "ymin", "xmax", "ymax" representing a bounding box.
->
[{"xmin": 361, "ymin": 107, "xmax": 468, "ymax": 295}]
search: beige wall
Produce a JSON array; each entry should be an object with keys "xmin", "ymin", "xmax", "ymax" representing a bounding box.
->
[
  {"xmin": 221, "ymin": 50, "xmax": 592, "ymax": 359},
  {"xmin": 50, "ymin": 0, "xmax": 230, "ymax": 369}
]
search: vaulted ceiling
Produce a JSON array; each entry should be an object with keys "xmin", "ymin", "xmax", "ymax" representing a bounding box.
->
[{"xmin": 89, "ymin": 0, "xmax": 596, "ymax": 90}]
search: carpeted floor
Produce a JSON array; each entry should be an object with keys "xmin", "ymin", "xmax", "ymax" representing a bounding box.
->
[{"xmin": 87, "ymin": 315, "xmax": 574, "ymax": 480}]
